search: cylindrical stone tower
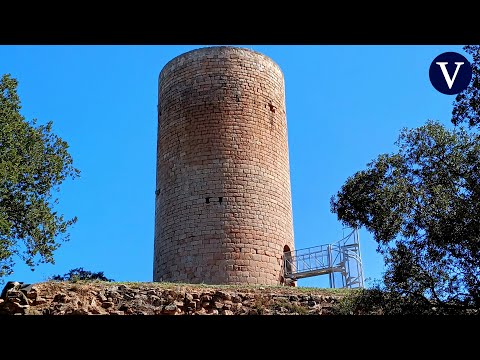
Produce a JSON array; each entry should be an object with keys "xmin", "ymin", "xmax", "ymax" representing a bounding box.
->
[{"xmin": 154, "ymin": 46, "xmax": 294, "ymax": 285}]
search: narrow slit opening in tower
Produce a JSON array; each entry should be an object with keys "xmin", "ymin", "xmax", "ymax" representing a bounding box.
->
[
  {"xmin": 219, "ymin": 197, "xmax": 223, "ymax": 204},
  {"xmin": 205, "ymin": 197, "xmax": 210, "ymax": 203}
]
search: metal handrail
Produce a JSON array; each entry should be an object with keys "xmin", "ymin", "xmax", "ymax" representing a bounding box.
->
[{"xmin": 283, "ymin": 228, "xmax": 364, "ymax": 288}]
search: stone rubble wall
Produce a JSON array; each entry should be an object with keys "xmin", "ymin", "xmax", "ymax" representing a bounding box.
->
[{"xmin": 0, "ymin": 282, "xmax": 344, "ymax": 315}]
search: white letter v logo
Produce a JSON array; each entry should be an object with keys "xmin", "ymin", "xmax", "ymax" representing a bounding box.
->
[{"xmin": 436, "ymin": 62, "xmax": 464, "ymax": 89}]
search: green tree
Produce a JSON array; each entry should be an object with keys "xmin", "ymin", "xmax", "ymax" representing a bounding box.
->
[
  {"xmin": 0, "ymin": 74, "xmax": 79, "ymax": 281},
  {"xmin": 50, "ymin": 267, "xmax": 113, "ymax": 282},
  {"xmin": 331, "ymin": 121, "xmax": 480, "ymax": 312},
  {"xmin": 452, "ymin": 45, "xmax": 480, "ymax": 129}
]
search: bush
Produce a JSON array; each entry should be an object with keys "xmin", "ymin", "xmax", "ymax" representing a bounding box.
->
[
  {"xmin": 333, "ymin": 286, "xmax": 477, "ymax": 315},
  {"xmin": 50, "ymin": 267, "xmax": 114, "ymax": 282}
]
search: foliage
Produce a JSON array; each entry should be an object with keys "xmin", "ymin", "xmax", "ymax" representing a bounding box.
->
[
  {"xmin": 0, "ymin": 74, "xmax": 79, "ymax": 280},
  {"xmin": 50, "ymin": 267, "xmax": 114, "ymax": 282},
  {"xmin": 452, "ymin": 45, "xmax": 480, "ymax": 129},
  {"xmin": 331, "ymin": 121, "xmax": 480, "ymax": 312},
  {"xmin": 332, "ymin": 285, "xmax": 477, "ymax": 315}
]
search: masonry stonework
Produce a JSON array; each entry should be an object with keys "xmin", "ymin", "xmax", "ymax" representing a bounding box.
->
[{"xmin": 154, "ymin": 46, "xmax": 294, "ymax": 285}]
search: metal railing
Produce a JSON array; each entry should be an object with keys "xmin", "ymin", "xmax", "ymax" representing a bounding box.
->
[{"xmin": 283, "ymin": 228, "xmax": 364, "ymax": 289}]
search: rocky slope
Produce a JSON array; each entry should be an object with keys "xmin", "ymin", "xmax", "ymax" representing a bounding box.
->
[{"xmin": 0, "ymin": 281, "xmax": 348, "ymax": 315}]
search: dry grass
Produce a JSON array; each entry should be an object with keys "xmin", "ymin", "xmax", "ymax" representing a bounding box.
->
[{"xmin": 35, "ymin": 280, "xmax": 351, "ymax": 297}]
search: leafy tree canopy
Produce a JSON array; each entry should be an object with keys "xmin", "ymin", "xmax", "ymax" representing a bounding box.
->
[
  {"xmin": 0, "ymin": 74, "xmax": 79, "ymax": 281},
  {"xmin": 452, "ymin": 45, "xmax": 480, "ymax": 129},
  {"xmin": 331, "ymin": 121, "xmax": 480, "ymax": 311}
]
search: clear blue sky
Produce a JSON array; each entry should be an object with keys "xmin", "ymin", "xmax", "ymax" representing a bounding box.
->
[{"xmin": 0, "ymin": 45, "xmax": 465, "ymax": 288}]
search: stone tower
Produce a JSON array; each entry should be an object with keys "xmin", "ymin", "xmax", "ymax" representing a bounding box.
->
[{"xmin": 154, "ymin": 46, "xmax": 294, "ymax": 285}]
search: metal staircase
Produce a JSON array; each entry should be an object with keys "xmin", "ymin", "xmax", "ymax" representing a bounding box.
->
[{"xmin": 283, "ymin": 228, "xmax": 364, "ymax": 289}]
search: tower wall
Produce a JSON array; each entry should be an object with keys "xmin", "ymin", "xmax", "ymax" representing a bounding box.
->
[{"xmin": 154, "ymin": 46, "xmax": 294, "ymax": 285}]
